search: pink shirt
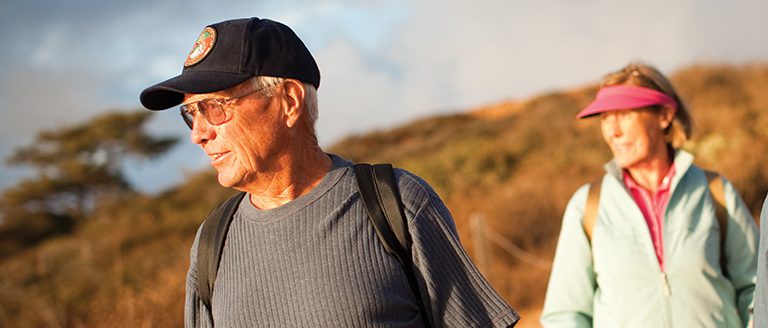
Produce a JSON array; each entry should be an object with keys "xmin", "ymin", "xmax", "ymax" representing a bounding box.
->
[{"xmin": 622, "ymin": 164, "xmax": 676, "ymax": 271}]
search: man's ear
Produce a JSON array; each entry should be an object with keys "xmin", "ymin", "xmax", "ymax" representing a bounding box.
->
[{"xmin": 281, "ymin": 79, "xmax": 306, "ymax": 128}]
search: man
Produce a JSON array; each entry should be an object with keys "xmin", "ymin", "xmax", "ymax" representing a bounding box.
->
[{"xmin": 140, "ymin": 17, "xmax": 519, "ymax": 327}]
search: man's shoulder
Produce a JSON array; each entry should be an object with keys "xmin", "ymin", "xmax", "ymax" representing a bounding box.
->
[
  {"xmin": 391, "ymin": 167, "xmax": 444, "ymax": 214},
  {"xmin": 328, "ymin": 153, "xmax": 436, "ymax": 197},
  {"xmin": 327, "ymin": 153, "xmax": 443, "ymax": 212},
  {"xmin": 393, "ymin": 168, "xmax": 435, "ymax": 195}
]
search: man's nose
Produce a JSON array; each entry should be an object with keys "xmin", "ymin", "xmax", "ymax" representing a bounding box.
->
[{"xmin": 190, "ymin": 115, "xmax": 215, "ymax": 144}]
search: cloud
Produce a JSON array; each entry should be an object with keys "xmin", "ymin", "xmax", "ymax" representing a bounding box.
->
[
  {"xmin": 314, "ymin": 39, "xmax": 402, "ymax": 145},
  {"xmin": 365, "ymin": 0, "xmax": 768, "ymax": 116},
  {"xmin": 1, "ymin": 0, "xmax": 767, "ymax": 195},
  {"xmin": 29, "ymin": 22, "xmax": 71, "ymax": 68},
  {"xmin": 0, "ymin": 68, "xmax": 111, "ymax": 141}
]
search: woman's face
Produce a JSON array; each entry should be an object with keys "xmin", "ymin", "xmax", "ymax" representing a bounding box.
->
[{"xmin": 600, "ymin": 107, "xmax": 672, "ymax": 169}]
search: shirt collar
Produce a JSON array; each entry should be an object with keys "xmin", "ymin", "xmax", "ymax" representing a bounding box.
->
[
  {"xmin": 605, "ymin": 148, "xmax": 695, "ymax": 185},
  {"xmin": 622, "ymin": 163, "xmax": 677, "ymax": 193}
]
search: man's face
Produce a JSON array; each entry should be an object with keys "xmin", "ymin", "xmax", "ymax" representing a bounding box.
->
[{"xmin": 183, "ymin": 83, "xmax": 288, "ymax": 190}]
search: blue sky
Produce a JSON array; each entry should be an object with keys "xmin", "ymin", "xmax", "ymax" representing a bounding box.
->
[{"xmin": 1, "ymin": 0, "xmax": 767, "ymax": 194}]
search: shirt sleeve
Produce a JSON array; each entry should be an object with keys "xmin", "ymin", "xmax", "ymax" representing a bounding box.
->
[
  {"xmin": 722, "ymin": 178, "xmax": 759, "ymax": 326},
  {"xmin": 539, "ymin": 184, "xmax": 595, "ymax": 328},
  {"xmin": 400, "ymin": 172, "xmax": 520, "ymax": 328},
  {"xmin": 754, "ymin": 193, "xmax": 768, "ymax": 328},
  {"xmin": 185, "ymin": 224, "xmax": 214, "ymax": 328}
]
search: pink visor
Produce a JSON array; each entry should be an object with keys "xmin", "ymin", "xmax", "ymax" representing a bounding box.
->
[{"xmin": 576, "ymin": 85, "xmax": 678, "ymax": 119}]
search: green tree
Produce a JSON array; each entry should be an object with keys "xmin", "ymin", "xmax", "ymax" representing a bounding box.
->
[{"xmin": 0, "ymin": 110, "xmax": 178, "ymax": 254}]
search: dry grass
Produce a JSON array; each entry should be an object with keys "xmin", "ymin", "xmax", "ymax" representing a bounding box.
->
[{"xmin": 1, "ymin": 63, "xmax": 767, "ymax": 327}]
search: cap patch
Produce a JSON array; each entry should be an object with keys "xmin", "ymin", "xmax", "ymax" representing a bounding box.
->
[{"xmin": 184, "ymin": 26, "xmax": 217, "ymax": 67}]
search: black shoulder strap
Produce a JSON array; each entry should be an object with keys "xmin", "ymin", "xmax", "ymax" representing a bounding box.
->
[
  {"xmin": 353, "ymin": 163, "xmax": 433, "ymax": 327},
  {"xmin": 196, "ymin": 192, "xmax": 246, "ymax": 314},
  {"xmin": 353, "ymin": 164, "xmax": 410, "ymax": 257}
]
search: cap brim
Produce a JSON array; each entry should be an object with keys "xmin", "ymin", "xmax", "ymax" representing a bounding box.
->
[
  {"xmin": 576, "ymin": 103, "xmax": 627, "ymax": 119},
  {"xmin": 140, "ymin": 71, "xmax": 252, "ymax": 111},
  {"xmin": 576, "ymin": 85, "xmax": 678, "ymax": 119},
  {"xmin": 576, "ymin": 92, "xmax": 638, "ymax": 118}
]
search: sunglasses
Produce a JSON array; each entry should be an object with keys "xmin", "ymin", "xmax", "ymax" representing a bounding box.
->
[{"xmin": 179, "ymin": 85, "xmax": 273, "ymax": 129}]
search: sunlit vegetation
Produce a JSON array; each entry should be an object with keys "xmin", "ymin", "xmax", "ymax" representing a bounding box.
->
[{"xmin": 1, "ymin": 63, "xmax": 766, "ymax": 327}]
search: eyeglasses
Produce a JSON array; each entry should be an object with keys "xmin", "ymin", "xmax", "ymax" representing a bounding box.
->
[{"xmin": 179, "ymin": 85, "xmax": 272, "ymax": 129}]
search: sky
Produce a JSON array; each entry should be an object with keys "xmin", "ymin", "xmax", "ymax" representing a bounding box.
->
[{"xmin": 1, "ymin": 0, "xmax": 767, "ymax": 195}]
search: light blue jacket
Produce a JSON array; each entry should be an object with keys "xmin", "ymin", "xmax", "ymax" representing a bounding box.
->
[{"xmin": 541, "ymin": 150, "xmax": 757, "ymax": 328}]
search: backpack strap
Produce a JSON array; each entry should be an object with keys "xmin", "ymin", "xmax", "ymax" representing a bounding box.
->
[
  {"xmin": 704, "ymin": 170, "xmax": 728, "ymax": 278},
  {"xmin": 196, "ymin": 192, "xmax": 246, "ymax": 314},
  {"xmin": 353, "ymin": 163, "xmax": 433, "ymax": 327},
  {"xmin": 582, "ymin": 177, "xmax": 603, "ymax": 243}
]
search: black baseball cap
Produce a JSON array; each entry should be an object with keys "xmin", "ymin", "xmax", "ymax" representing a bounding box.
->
[{"xmin": 140, "ymin": 17, "xmax": 321, "ymax": 111}]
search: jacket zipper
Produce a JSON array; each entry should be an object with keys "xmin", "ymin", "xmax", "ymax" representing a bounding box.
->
[{"xmin": 660, "ymin": 272, "xmax": 671, "ymax": 297}]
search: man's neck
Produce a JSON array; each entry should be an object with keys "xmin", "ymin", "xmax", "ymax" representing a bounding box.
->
[{"xmin": 243, "ymin": 148, "xmax": 332, "ymax": 210}]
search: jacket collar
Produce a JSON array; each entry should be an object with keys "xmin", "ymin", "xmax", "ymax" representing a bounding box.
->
[{"xmin": 604, "ymin": 148, "xmax": 695, "ymax": 192}]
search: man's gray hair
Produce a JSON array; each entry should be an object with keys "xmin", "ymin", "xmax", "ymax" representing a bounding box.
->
[{"xmin": 245, "ymin": 76, "xmax": 319, "ymax": 127}]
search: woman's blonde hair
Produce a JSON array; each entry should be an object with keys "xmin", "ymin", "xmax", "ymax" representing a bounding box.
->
[{"xmin": 601, "ymin": 62, "xmax": 692, "ymax": 148}]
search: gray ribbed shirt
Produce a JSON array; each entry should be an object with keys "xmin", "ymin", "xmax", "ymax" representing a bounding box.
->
[{"xmin": 185, "ymin": 154, "xmax": 519, "ymax": 327}]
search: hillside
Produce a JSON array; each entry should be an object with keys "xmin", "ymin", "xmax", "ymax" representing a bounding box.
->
[
  {"xmin": 331, "ymin": 63, "xmax": 768, "ymax": 318},
  {"xmin": 1, "ymin": 63, "xmax": 767, "ymax": 327}
]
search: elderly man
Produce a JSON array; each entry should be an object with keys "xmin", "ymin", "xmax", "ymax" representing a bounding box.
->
[{"xmin": 140, "ymin": 17, "xmax": 518, "ymax": 327}]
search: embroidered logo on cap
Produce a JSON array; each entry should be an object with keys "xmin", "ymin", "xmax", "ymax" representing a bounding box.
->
[{"xmin": 184, "ymin": 27, "xmax": 216, "ymax": 67}]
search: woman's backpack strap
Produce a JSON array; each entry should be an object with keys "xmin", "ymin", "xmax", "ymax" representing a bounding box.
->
[{"xmin": 583, "ymin": 177, "xmax": 603, "ymax": 244}]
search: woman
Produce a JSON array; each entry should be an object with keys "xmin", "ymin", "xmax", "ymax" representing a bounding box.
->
[{"xmin": 541, "ymin": 63, "xmax": 758, "ymax": 327}]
